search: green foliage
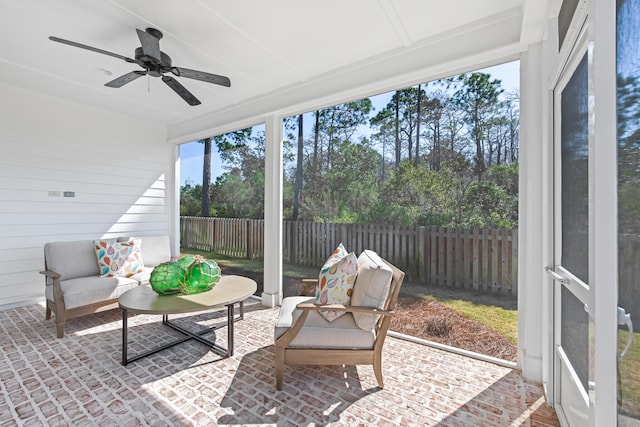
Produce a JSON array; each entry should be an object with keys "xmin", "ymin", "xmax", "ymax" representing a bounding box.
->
[
  {"xmin": 180, "ymin": 180, "xmax": 215, "ymax": 216},
  {"xmin": 181, "ymin": 69, "xmax": 519, "ymax": 229},
  {"xmin": 618, "ymin": 75, "xmax": 640, "ymax": 234},
  {"xmin": 213, "ymin": 128, "xmax": 253, "ymax": 158},
  {"xmin": 452, "ymin": 72, "xmax": 505, "ymax": 177},
  {"xmin": 210, "ymin": 132, "xmax": 265, "ymax": 219},
  {"xmin": 460, "ymin": 181, "xmax": 516, "ymax": 228}
]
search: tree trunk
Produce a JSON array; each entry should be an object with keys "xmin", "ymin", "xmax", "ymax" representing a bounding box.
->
[
  {"xmin": 201, "ymin": 137, "xmax": 212, "ymax": 217},
  {"xmin": 415, "ymin": 84, "xmax": 421, "ymax": 166},
  {"xmin": 434, "ymin": 119, "xmax": 441, "ymax": 171},
  {"xmin": 473, "ymin": 104, "xmax": 485, "ymax": 180},
  {"xmin": 314, "ymin": 110, "xmax": 320, "ymax": 162},
  {"xmin": 292, "ymin": 114, "xmax": 304, "ymax": 221},
  {"xmin": 395, "ymin": 93, "xmax": 400, "ymax": 167}
]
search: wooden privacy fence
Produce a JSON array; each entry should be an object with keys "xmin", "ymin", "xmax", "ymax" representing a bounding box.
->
[
  {"xmin": 180, "ymin": 216, "xmax": 264, "ymax": 259},
  {"xmin": 180, "ymin": 217, "xmax": 518, "ymax": 295}
]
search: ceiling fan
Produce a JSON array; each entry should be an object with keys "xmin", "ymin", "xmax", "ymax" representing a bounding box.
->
[{"xmin": 49, "ymin": 27, "xmax": 230, "ymax": 106}]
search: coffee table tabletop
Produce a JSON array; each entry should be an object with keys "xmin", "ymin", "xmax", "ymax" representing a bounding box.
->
[{"xmin": 119, "ymin": 275, "xmax": 257, "ymax": 314}]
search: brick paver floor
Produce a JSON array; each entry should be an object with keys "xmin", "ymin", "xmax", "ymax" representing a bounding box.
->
[{"xmin": 0, "ymin": 299, "xmax": 559, "ymax": 426}]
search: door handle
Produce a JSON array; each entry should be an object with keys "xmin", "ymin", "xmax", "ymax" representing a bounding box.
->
[
  {"xmin": 545, "ymin": 266, "xmax": 568, "ymax": 285},
  {"xmin": 618, "ymin": 307, "xmax": 633, "ymax": 359}
]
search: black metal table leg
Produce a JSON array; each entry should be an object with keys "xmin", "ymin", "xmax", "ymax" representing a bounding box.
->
[
  {"xmin": 227, "ymin": 303, "xmax": 234, "ymax": 356},
  {"xmin": 121, "ymin": 308, "xmax": 128, "ymax": 365}
]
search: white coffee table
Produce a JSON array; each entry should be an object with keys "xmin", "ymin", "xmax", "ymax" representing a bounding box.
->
[{"xmin": 118, "ymin": 275, "xmax": 257, "ymax": 365}]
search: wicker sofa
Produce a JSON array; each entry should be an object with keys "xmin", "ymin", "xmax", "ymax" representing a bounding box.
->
[{"xmin": 41, "ymin": 235, "xmax": 171, "ymax": 338}]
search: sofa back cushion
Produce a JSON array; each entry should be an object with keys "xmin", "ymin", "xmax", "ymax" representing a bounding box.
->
[
  {"xmin": 44, "ymin": 240, "xmax": 100, "ymax": 281},
  {"xmin": 119, "ymin": 235, "xmax": 171, "ymax": 267}
]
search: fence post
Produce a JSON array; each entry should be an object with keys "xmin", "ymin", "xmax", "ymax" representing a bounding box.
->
[
  {"xmin": 482, "ymin": 229, "xmax": 489, "ymax": 292},
  {"xmin": 491, "ymin": 228, "xmax": 499, "ymax": 293},
  {"xmin": 246, "ymin": 219, "xmax": 251, "ymax": 259}
]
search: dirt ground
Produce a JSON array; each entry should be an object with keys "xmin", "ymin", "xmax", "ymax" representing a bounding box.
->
[{"xmin": 221, "ymin": 266, "xmax": 518, "ymax": 362}]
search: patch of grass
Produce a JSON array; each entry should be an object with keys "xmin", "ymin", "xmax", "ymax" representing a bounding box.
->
[
  {"xmin": 439, "ymin": 299, "xmax": 518, "ymax": 344},
  {"xmin": 401, "ymin": 284, "xmax": 519, "ymax": 344},
  {"xmin": 182, "ymin": 249, "xmax": 319, "ymax": 279},
  {"xmin": 619, "ymin": 330, "xmax": 640, "ymax": 416},
  {"xmin": 181, "ymin": 249, "xmax": 265, "ymax": 272}
]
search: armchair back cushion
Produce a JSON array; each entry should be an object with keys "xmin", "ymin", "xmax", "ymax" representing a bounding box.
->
[{"xmin": 350, "ymin": 250, "xmax": 394, "ymax": 330}]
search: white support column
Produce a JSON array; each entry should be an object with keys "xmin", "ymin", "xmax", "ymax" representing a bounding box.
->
[
  {"xmin": 262, "ymin": 114, "xmax": 283, "ymax": 307},
  {"xmin": 518, "ymin": 42, "xmax": 546, "ymax": 384},
  {"xmin": 173, "ymin": 143, "xmax": 181, "ymax": 258}
]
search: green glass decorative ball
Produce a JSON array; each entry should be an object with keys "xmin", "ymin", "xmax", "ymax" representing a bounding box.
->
[
  {"xmin": 150, "ymin": 255, "xmax": 221, "ymax": 295},
  {"xmin": 149, "ymin": 261, "xmax": 184, "ymax": 295},
  {"xmin": 177, "ymin": 254, "xmax": 196, "ymax": 269},
  {"xmin": 182, "ymin": 258, "xmax": 221, "ymax": 295}
]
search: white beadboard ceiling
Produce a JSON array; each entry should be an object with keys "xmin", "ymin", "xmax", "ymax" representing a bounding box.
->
[{"xmin": 0, "ymin": 0, "xmax": 554, "ymax": 141}]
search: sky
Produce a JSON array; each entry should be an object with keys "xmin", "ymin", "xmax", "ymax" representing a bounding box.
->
[{"xmin": 179, "ymin": 60, "xmax": 520, "ymax": 187}]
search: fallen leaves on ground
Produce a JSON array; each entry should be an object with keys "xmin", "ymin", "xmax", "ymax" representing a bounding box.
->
[{"xmin": 391, "ymin": 294, "xmax": 518, "ymax": 362}]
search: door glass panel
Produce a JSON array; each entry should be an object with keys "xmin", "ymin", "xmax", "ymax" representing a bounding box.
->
[
  {"xmin": 617, "ymin": 0, "xmax": 640, "ymax": 421},
  {"xmin": 561, "ymin": 55, "xmax": 589, "ymax": 284},
  {"xmin": 561, "ymin": 286, "xmax": 589, "ymax": 391}
]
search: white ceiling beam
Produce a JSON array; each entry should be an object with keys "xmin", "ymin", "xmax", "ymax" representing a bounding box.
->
[{"xmin": 520, "ymin": 0, "xmax": 555, "ymax": 44}]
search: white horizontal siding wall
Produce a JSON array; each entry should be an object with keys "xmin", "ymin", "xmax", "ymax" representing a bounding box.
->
[{"xmin": 0, "ymin": 83, "xmax": 172, "ymax": 308}]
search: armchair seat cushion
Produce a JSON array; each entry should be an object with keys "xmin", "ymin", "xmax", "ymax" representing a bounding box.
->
[
  {"xmin": 275, "ymin": 296, "xmax": 375, "ymax": 349},
  {"xmin": 45, "ymin": 276, "xmax": 138, "ymax": 309}
]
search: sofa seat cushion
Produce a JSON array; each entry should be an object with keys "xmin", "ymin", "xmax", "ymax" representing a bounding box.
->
[
  {"xmin": 128, "ymin": 267, "xmax": 153, "ymax": 286},
  {"xmin": 275, "ymin": 296, "xmax": 375, "ymax": 349},
  {"xmin": 45, "ymin": 276, "xmax": 139, "ymax": 309}
]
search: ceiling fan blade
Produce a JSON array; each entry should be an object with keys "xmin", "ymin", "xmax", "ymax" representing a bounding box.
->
[
  {"xmin": 105, "ymin": 71, "xmax": 146, "ymax": 88},
  {"xmin": 136, "ymin": 29, "xmax": 161, "ymax": 63},
  {"xmin": 172, "ymin": 67, "xmax": 231, "ymax": 87},
  {"xmin": 162, "ymin": 75, "xmax": 201, "ymax": 106},
  {"xmin": 49, "ymin": 36, "xmax": 135, "ymax": 63}
]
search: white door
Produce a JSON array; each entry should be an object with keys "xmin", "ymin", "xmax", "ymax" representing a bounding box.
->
[
  {"xmin": 546, "ymin": 1, "xmax": 620, "ymax": 425},
  {"xmin": 549, "ymin": 33, "xmax": 591, "ymax": 426}
]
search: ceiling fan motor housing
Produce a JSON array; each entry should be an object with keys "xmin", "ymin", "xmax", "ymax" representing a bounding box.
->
[{"xmin": 134, "ymin": 47, "xmax": 172, "ymax": 77}]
